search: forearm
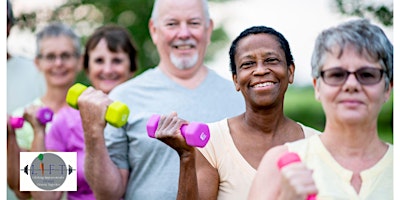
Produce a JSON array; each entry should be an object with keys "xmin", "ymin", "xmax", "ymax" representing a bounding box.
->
[
  {"xmin": 177, "ymin": 151, "xmax": 199, "ymax": 200},
  {"xmin": 7, "ymin": 131, "xmax": 21, "ymax": 190},
  {"xmin": 29, "ymin": 126, "xmax": 62, "ymax": 199},
  {"xmin": 30, "ymin": 126, "xmax": 46, "ymax": 152},
  {"xmin": 84, "ymin": 132, "xmax": 126, "ymax": 200},
  {"xmin": 7, "ymin": 130, "xmax": 32, "ymax": 199}
]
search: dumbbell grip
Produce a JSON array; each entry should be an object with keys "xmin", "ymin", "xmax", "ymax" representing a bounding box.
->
[
  {"xmin": 147, "ymin": 115, "xmax": 184, "ymax": 138},
  {"xmin": 146, "ymin": 114, "xmax": 209, "ymax": 147},
  {"xmin": 277, "ymin": 152, "xmax": 316, "ymax": 200},
  {"xmin": 10, "ymin": 107, "xmax": 53, "ymax": 129},
  {"xmin": 67, "ymin": 83, "xmax": 129, "ymax": 128}
]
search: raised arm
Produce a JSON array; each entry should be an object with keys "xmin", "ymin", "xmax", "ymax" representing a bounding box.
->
[
  {"xmin": 154, "ymin": 113, "xmax": 220, "ymax": 200},
  {"xmin": 248, "ymin": 145, "xmax": 317, "ymax": 200},
  {"xmin": 23, "ymin": 105, "xmax": 63, "ymax": 200},
  {"xmin": 78, "ymin": 87, "xmax": 129, "ymax": 200},
  {"xmin": 196, "ymin": 150, "xmax": 219, "ymax": 200},
  {"xmin": 24, "ymin": 105, "xmax": 47, "ymax": 152},
  {"xmin": 151, "ymin": 113, "xmax": 200, "ymax": 200},
  {"xmin": 158, "ymin": 113, "xmax": 222, "ymax": 199},
  {"xmin": 7, "ymin": 116, "xmax": 31, "ymax": 200}
]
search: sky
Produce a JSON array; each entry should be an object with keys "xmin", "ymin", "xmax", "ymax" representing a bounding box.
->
[{"xmin": 2, "ymin": 0, "xmax": 398, "ymax": 198}]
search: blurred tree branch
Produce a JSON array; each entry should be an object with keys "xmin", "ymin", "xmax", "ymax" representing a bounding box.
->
[
  {"xmin": 334, "ymin": 0, "xmax": 392, "ymax": 26},
  {"xmin": 14, "ymin": 0, "xmax": 230, "ymax": 77},
  {"xmin": 12, "ymin": 0, "xmax": 392, "ymax": 79}
]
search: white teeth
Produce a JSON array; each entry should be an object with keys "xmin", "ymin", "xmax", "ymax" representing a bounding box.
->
[
  {"xmin": 254, "ymin": 82, "xmax": 273, "ymax": 88},
  {"xmin": 175, "ymin": 45, "xmax": 192, "ymax": 50}
]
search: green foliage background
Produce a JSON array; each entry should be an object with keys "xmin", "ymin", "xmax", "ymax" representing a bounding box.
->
[
  {"xmin": 15, "ymin": 0, "xmax": 230, "ymax": 86},
  {"xmin": 13, "ymin": 0, "xmax": 393, "ymax": 143},
  {"xmin": 284, "ymin": 86, "xmax": 393, "ymax": 144}
]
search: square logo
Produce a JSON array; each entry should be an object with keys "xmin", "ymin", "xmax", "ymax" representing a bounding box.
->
[{"xmin": 20, "ymin": 152, "xmax": 77, "ymax": 191}]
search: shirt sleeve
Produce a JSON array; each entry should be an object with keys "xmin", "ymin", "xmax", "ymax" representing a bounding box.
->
[{"xmin": 104, "ymin": 122, "xmax": 130, "ymax": 169}]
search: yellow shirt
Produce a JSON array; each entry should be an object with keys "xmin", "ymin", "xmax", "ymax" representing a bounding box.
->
[{"xmin": 287, "ymin": 135, "xmax": 393, "ymax": 200}]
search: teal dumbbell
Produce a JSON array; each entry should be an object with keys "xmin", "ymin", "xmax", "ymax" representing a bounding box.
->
[{"xmin": 66, "ymin": 83, "xmax": 129, "ymax": 128}]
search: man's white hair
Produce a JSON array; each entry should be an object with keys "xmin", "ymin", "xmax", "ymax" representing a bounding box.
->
[{"xmin": 150, "ymin": 0, "xmax": 210, "ymax": 27}]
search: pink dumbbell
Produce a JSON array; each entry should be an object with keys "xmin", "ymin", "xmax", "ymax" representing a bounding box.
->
[
  {"xmin": 146, "ymin": 114, "xmax": 210, "ymax": 148},
  {"xmin": 277, "ymin": 152, "xmax": 316, "ymax": 200},
  {"xmin": 10, "ymin": 107, "xmax": 54, "ymax": 129}
]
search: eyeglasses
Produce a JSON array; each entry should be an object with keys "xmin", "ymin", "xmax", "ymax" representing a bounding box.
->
[
  {"xmin": 38, "ymin": 52, "xmax": 78, "ymax": 63},
  {"xmin": 320, "ymin": 67, "xmax": 385, "ymax": 86}
]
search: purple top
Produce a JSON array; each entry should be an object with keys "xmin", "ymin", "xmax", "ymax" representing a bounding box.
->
[{"xmin": 46, "ymin": 106, "xmax": 95, "ymax": 200}]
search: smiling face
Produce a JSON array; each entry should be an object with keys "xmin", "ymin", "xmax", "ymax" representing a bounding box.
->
[
  {"xmin": 314, "ymin": 45, "xmax": 391, "ymax": 125},
  {"xmin": 87, "ymin": 38, "xmax": 133, "ymax": 94},
  {"xmin": 35, "ymin": 35, "xmax": 81, "ymax": 89},
  {"xmin": 233, "ymin": 33, "xmax": 294, "ymax": 109},
  {"xmin": 149, "ymin": 0, "xmax": 213, "ymax": 71}
]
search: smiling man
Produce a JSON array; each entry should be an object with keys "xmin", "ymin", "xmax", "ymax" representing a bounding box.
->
[{"xmin": 78, "ymin": 0, "xmax": 245, "ymax": 199}]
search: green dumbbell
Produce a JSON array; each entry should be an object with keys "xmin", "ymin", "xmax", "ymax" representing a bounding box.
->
[{"xmin": 66, "ymin": 83, "xmax": 130, "ymax": 128}]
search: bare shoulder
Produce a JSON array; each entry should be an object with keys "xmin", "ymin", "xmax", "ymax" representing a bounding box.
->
[{"xmin": 258, "ymin": 145, "xmax": 289, "ymax": 170}]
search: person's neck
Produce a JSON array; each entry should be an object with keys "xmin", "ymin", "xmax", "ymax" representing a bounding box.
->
[
  {"xmin": 321, "ymin": 122, "xmax": 385, "ymax": 157},
  {"xmin": 159, "ymin": 64, "xmax": 208, "ymax": 89},
  {"xmin": 320, "ymin": 123, "xmax": 388, "ymax": 177},
  {"xmin": 242, "ymin": 105, "xmax": 288, "ymax": 133}
]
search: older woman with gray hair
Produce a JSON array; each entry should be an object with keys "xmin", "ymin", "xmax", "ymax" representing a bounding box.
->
[
  {"xmin": 248, "ymin": 19, "xmax": 393, "ymax": 200},
  {"xmin": 7, "ymin": 22, "xmax": 82, "ymax": 199}
]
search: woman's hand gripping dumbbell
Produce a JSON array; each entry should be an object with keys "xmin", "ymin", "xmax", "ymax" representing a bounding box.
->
[
  {"xmin": 277, "ymin": 152, "xmax": 317, "ymax": 200},
  {"xmin": 146, "ymin": 113, "xmax": 210, "ymax": 148},
  {"xmin": 66, "ymin": 83, "xmax": 129, "ymax": 128},
  {"xmin": 9, "ymin": 107, "xmax": 53, "ymax": 129}
]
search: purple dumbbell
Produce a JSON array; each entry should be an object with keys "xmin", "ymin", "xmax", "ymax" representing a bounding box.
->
[
  {"xmin": 36, "ymin": 107, "xmax": 54, "ymax": 124},
  {"xmin": 9, "ymin": 117, "xmax": 24, "ymax": 129},
  {"xmin": 146, "ymin": 114, "xmax": 210, "ymax": 148},
  {"xmin": 10, "ymin": 107, "xmax": 54, "ymax": 129}
]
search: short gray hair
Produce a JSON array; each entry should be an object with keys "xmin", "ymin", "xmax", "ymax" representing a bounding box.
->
[
  {"xmin": 36, "ymin": 22, "xmax": 81, "ymax": 57},
  {"xmin": 150, "ymin": 0, "xmax": 210, "ymax": 27},
  {"xmin": 311, "ymin": 19, "xmax": 393, "ymax": 88}
]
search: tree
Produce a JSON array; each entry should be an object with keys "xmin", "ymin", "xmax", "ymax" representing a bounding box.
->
[
  {"xmin": 14, "ymin": 0, "xmax": 230, "ymax": 84},
  {"xmin": 13, "ymin": 0, "xmax": 393, "ymax": 84},
  {"xmin": 333, "ymin": 0, "xmax": 393, "ymax": 26}
]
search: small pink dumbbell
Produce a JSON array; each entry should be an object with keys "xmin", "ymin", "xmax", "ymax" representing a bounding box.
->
[
  {"xmin": 146, "ymin": 114, "xmax": 210, "ymax": 148},
  {"xmin": 277, "ymin": 152, "xmax": 316, "ymax": 200},
  {"xmin": 10, "ymin": 107, "xmax": 54, "ymax": 129}
]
